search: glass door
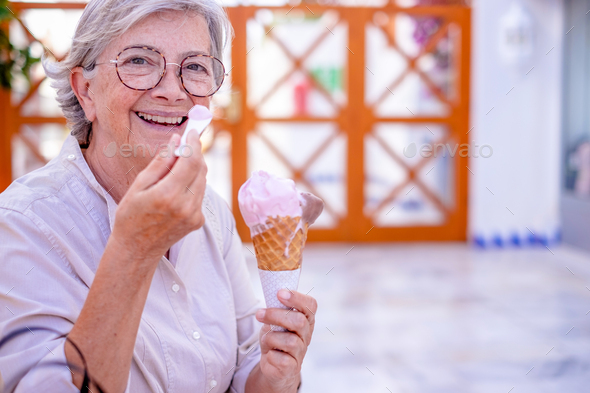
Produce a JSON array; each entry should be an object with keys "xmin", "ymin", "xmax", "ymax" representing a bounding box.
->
[{"xmin": 227, "ymin": 4, "xmax": 471, "ymax": 242}]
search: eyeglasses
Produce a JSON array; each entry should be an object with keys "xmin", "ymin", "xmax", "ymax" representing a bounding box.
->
[{"xmin": 94, "ymin": 46, "xmax": 226, "ymax": 97}]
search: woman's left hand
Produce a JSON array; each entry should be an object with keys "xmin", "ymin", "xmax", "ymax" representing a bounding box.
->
[{"xmin": 255, "ymin": 289, "xmax": 318, "ymax": 391}]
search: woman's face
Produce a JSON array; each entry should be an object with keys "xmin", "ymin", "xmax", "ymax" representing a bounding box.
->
[{"xmin": 85, "ymin": 10, "xmax": 211, "ymax": 167}]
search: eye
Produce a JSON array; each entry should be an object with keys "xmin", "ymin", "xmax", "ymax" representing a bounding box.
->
[
  {"xmin": 186, "ymin": 63, "xmax": 207, "ymax": 72},
  {"xmin": 121, "ymin": 56, "xmax": 157, "ymax": 67},
  {"xmin": 130, "ymin": 57, "xmax": 146, "ymax": 65}
]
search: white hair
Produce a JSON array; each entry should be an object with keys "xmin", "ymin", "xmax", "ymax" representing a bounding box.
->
[{"xmin": 43, "ymin": 0, "xmax": 233, "ymax": 145}]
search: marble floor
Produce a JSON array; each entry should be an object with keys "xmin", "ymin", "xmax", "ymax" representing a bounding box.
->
[{"xmin": 243, "ymin": 243, "xmax": 590, "ymax": 393}]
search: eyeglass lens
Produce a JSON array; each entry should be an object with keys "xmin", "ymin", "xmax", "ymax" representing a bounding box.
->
[{"xmin": 116, "ymin": 47, "xmax": 224, "ymax": 97}]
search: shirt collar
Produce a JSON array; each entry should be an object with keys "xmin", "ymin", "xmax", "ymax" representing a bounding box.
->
[{"xmin": 59, "ymin": 134, "xmax": 118, "ymax": 231}]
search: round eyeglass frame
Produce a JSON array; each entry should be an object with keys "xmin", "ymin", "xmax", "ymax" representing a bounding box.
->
[{"xmin": 97, "ymin": 46, "xmax": 227, "ymax": 98}]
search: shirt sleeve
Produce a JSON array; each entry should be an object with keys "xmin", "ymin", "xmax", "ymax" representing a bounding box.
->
[
  {"xmin": 0, "ymin": 208, "xmax": 81, "ymax": 392},
  {"xmin": 211, "ymin": 192, "xmax": 262, "ymax": 393}
]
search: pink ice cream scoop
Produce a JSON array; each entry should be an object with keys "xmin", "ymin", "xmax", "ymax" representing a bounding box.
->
[
  {"xmin": 174, "ymin": 104, "xmax": 213, "ymax": 157},
  {"xmin": 238, "ymin": 170, "xmax": 324, "ymax": 229},
  {"xmin": 238, "ymin": 171, "xmax": 302, "ymax": 228}
]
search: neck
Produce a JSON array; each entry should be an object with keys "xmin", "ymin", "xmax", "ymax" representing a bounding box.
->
[{"xmin": 83, "ymin": 138, "xmax": 141, "ymax": 204}]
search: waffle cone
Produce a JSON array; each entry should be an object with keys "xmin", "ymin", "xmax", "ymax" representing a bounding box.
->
[{"xmin": 252, "ymin": 216, "xmax": 308, "ymax": 271}]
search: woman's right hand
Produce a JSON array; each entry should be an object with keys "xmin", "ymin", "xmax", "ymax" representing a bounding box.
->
[{"xmin": 110, "ymin": 130, "xmax": 208, "ymax": 264}]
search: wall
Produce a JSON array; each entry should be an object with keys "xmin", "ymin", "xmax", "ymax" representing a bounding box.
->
[
  {"xmin": 561, "ymin": 0, "xmax": 590, "ymax": 252},
  {"xmin": 469, "ymin": 0, "xmax": 563, "ymax": 247}
]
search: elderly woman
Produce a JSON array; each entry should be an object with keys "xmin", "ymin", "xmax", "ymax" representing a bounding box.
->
[{"xmin": 0, "ymin": 0, "xmax": 317, "ymax": 391}]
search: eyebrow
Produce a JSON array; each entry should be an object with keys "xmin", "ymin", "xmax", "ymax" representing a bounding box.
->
[
  {"xmin": 179, "ymin": 50, "xmax": 210, "ymax": 57},
  {"xmin": 129, "ymin": 44, "xmax": 210, "ymax": 58}
]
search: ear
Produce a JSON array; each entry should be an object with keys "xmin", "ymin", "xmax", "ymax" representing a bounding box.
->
[{"xmin": 70, "ymin": 67, "xmax": 97, "ymax": 122}]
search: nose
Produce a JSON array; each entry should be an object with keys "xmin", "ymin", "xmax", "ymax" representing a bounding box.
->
[{"xmin": 150, "ymin": 63, "xmax": 187, "ymax": 102}]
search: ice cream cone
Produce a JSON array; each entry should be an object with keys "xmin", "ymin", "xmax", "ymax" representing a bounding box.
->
[
  {"xmin": 253, "ymin": 216, "xmax": 309, "ymax": 331},
  {"xmin": 252, "ymin": 216, "xmax": 308, "ymax": 271},
  {"xmin": 238, "ymin": 171, "xmax": 324, "ymax": 332}
]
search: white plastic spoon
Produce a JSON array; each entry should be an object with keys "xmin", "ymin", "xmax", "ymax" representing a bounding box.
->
[{"xmin": 175, "ymin": 104, "xmax": 213, "ymax": 157}]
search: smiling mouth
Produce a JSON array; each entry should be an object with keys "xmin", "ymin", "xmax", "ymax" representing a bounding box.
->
[{"xmin": 136, "ymin": 112, "xmax": 188, "ymax": 127}]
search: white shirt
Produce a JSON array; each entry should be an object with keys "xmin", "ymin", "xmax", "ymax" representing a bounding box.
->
[{"xmin": 0, "ymin": 135, "xmax": 262, "ymax": 392}]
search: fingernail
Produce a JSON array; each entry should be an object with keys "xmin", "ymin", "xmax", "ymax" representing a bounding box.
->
[
  {"xmin": 256, "ymin": 309, "xmax": 266, "ymax": 319},
  {"xmin": 278, "ymin": 289, "xmax": 291, "ymax": 300}
]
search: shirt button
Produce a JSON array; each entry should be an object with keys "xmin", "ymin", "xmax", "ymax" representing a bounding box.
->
[
  {"xmin": 171, "ymin": 283, "xmax": 180, "ymax": 293},
  {"xmin": 192, "ymin": 330, "xmax": 201, "ymax": 340},
  {"xmin": 210, "ymin": 380, "xmax": 217, "ymax": 388},
  {"xmin": 67, "ymin": 154, "xmax": 75, "ymax": 161}
]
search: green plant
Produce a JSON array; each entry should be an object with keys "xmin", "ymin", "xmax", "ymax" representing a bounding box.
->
[{"xmin": 0, "ymin": 0, "xmax": 41, "ymax": 90}]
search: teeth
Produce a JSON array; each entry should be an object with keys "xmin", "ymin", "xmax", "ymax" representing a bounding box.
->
[{"xmin": 137, "ymin": 112, "xmax": 184, "ymax": 125}]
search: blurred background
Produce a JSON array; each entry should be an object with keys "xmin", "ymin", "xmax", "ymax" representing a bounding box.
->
[{"xmin": 1, "ymin": 0, "xmax": 590, "ymax": 391}]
